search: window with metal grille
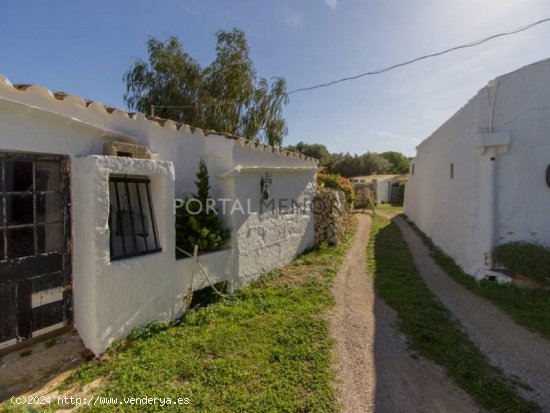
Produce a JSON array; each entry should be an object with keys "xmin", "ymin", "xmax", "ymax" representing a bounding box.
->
[{"xmin": 108, "ymin": 175, "xmax": 161, "ymax": 261}]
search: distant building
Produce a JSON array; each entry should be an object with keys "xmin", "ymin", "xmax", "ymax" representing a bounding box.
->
[{"xmin": 349, "ymin": 174, "xmax": 407, "ymax": 204}]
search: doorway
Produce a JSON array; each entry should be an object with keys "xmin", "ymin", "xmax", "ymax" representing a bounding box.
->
[{"xmin": 0, "ymin": 152, "xmax": 72, "ymax": 349}]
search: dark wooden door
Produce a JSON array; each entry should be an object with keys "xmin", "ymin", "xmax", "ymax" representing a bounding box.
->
[{"xmin": 0, "ymin": 153, "xmax": 72, "ymax": 349}]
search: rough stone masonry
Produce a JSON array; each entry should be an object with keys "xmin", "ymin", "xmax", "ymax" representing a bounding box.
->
[{"xmin": 314, "ymin": 189, "xmax": 351, "ymax": 246}]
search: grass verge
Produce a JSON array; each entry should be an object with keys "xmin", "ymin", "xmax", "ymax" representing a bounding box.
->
[
  {"xmin": 405, "ymin": 216, "xmax": 550, "ymax": 340},
  {"xmin": 368, "ymin": 215, "xmax": 540, "ymax": 413},
  {"xmin": 31, "ymin": 229, "xmax": 354, "ymax": 413},
  {"xmin": 374, "ymin": 203, "xmax": 403, "ymax": 215}
]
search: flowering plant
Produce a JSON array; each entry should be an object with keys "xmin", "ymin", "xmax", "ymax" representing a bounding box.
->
[{"xmin": 317, "ymin": 173, "xmax": 356, "ymax": 206}]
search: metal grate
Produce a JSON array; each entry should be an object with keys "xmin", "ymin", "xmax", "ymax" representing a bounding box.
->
[{"xmin": 109, "ymin": 176, "xmax": 161, "ymax": 261}]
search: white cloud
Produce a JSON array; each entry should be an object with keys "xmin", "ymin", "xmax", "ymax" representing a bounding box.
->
[
  {"xmin": 377, "ymin": 132, "xmax": 405, "ymax": 139},
  {"xmin": 284, "ymin": 11, "xmax": 303, "ymax": 27},
  {"xmin": 324, "ymin": 0, "xmax": 338, "ymax": 10}
]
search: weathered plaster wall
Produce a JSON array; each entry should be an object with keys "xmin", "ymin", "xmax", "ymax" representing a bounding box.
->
[
  {"xmin": 489, "ymin": 61, "xmax": 550, "ymax": 248},
  {"xmin": 404, "ymin": 91, "xmax": 481, "ymax": 274},
  {"xmin": 226, "ymin": 169, "xmax": 316, "ymax": 287},
  {"xmin": 405, "ymin": 58, "xmax": 550, "ymax": 278},
  {"xmin": 73, "ymin": 156, "xmax": 181, "ymax": 354}
]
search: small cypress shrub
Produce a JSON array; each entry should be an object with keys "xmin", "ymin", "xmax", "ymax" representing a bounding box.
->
[{"xmin": 176, "ymin": 159, "xmax": 230, "ymax": 255}]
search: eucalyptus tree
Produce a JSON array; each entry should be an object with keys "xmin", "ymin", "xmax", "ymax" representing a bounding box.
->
[{"xmin": 124, "ymin": 29, "xmax": 288, "ymax": 146}]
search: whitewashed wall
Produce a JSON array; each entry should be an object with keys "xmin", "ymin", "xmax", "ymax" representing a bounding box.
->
[
  {"xmin": 221, "ymin": 169, "xmax": 316, "ymax": 287},
  {"xmin": 376, "ymin": 178, "xmax": 394, "ymax": 204},
  {"xmin": 405, "ymin": 58, "xmax": 550, "ymax": 278},
  {"xmin": 0, "ymin": 75, "xmax": 317, "ymax": 353}
]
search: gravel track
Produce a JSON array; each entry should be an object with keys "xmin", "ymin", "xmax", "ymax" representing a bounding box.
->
[
  {"xmin": 395, "ymin": 215, "xmax": 550, "ymax": 412},
  {"xmin": 329, "ymin": 213, "xmax": 481, "ymax": 412}
]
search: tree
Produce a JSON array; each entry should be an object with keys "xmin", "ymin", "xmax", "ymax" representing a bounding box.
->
[
  {"xmin": 175, "ymin": 159, "xmax": 230, "ymax": 254},
  {"xmin": 285, "ymin": 141, "xmax": 331, "ymax": 165},
  {"xmin": 329, "ymin": 152, "xmax": 391, "ymax": 177},
  {"xmin": 380, "ymin": 151, "xmax": 410, "ymax": 174},
  {"xmin": 124, "ymin": 29, "xmax": 288, "ymax": 146}
]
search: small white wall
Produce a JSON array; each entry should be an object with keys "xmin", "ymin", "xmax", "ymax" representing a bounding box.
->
[
  {"xmin": 405, "ymin": 58, "xmax": 550, "ymax": 278},
  {"xmin": 180, "ymin": 248, "xmax": 233, "ymax": 292},
  {"xmin": 376, "ymin": 178, "xmax": 393, "ymax": 204},
  {"xmin": 73, "ymin": 156, "xmax": 182, "ymax": 354}
]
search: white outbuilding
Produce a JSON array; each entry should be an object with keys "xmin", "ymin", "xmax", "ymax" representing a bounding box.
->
[
  {"xmin": 405, "ymin": 58, "xmax": 550, "ymax": 281},
  {"xmin": 0, "ymin": 75, "xmax": 317, "ymax": 354}
]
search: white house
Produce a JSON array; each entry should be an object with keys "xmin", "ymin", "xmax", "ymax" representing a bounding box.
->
[
  {"xmin": 350, "ymin": 174, "xmax": 404, "ymax": 204},
  {"xmin": 405, "ymin": 58, "xmax": 550, "ymax": 280},
  {"xmin": 0, "ymin": 75, "xmax": 317, "ymax": 354}
]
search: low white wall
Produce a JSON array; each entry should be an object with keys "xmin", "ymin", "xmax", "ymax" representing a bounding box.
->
[{"xmin": 175, "ymin": 248, "xmax": 233, "ymax": 292}]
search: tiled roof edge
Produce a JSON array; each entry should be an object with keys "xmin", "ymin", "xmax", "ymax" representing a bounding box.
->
[{"xmin": 0, "ymin": 74, "xmax": 318, "ymax": 165}]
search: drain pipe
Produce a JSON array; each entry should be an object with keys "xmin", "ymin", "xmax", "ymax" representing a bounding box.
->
[
  {"xmin": 477, "ymin": 80, "xmax": 507, "ymax": 279},
  {"xmin": 487, "ymin": 81, "xmax": 498, "ymax": 270}
]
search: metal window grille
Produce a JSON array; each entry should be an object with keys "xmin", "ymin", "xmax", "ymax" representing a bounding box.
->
[{"xmin": 109, "ymin": 176, "xmax": 161, "ymax": 261}]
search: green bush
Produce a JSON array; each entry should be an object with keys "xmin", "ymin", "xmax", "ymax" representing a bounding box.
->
[
  {"xmin": 317, "ymin": 173, "xmax": 356, "ymax": 206},
  {"xmin": 493, "ymin": 242, "xmax": 550, "ymax": 284},
  {"xmin": 176, "ymin": 159, "xmax": 230, "ymax": 255}
]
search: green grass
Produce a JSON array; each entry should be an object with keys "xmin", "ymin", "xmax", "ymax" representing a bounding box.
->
[
  {"xmin": 493, "ymin": 242, "xmax": 550, "ymax": 284},
  {"xmin": 368, "ymin": 215, "xmax": 540, "ymax": 413},
  {"xmin": 38, "ymin": 235, "xmax": 353, "ymax": 413},
  {"xmin": 374, "ymin": 203, "xmax": 403, "ymax": 215},
  {"xmin": 405, "ymin": 217, "xmax": 550, "ymax": 341}
]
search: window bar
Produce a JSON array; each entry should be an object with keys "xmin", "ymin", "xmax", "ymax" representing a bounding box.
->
[
  {"xmin": 134, "ymin": 182, "xmax": 149, "ymax": 251},
  {"xmin": 32, "ymin": 161, "xmax": 37, "ymax": 255},
  {"xmin": 113, "ymin": 181, "xmax": 127, "ymax": 257},
  {"xmin": 124, "ymin": 181, "xmax": 139, "ymax": 253},
  {"xmin": 109, "ymin": 201, "xmax": 114, "ymax": 257},
  {"xmin": 145, "ymin": 182, "xmax": 159, "ymax": 249},
  {"xmin": 1, "ymin": 161, "xmax": 6, "ymax": 260}
]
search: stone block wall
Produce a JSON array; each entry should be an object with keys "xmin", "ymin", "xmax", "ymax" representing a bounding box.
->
[{"xmin": 313, "ymin": 189, "xmax": 350, "ymax": 246}]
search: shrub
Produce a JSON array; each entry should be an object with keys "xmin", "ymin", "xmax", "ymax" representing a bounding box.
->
[
  {"xmin": 317, "ymin": 173, "xmax": 356, "ymax": 206},
  {"xmin": 176, "ymin": 159, "xmax": 230, "ymax": 255},
  {"xmin": 493, "ymin": 242, "xmax": 550, "ymax": 284}
]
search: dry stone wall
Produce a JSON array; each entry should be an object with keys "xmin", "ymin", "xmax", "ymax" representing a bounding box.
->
[{"xmin": 313, "ymin": 189, "xmax": 350, "ymax": 246}]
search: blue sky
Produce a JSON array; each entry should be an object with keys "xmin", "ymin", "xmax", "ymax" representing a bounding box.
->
[{"xmin": 1, "ymin": 1, "xmax": 550, "ymax": 156}]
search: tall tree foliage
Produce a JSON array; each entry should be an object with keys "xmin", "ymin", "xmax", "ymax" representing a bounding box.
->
[
  {"xmin": 380, "ymin": 151, "xmax": 410, "ymax": 174},
  {"xmin": 124, "ymin": 29, "xmax": 288, "ymax": 146},
  {"xmin": 285, "ymin": 141, "xmax": 331, "ymax": 165},
  {"xmin": 286, "ymin": 142, "xmax": 410, "ymax": 177}
]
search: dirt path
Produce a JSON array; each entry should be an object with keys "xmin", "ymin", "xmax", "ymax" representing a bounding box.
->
[
  {"xmin": 329, "ymin": 214, "xmax": 376, "ymax": 412},
  {"xmin": 329, "ymin": 213, "xmax": 481, "ymax": 413},
  {"xmin": 395, "ymin": 216, "xmax": 550, "ymax": 411}
]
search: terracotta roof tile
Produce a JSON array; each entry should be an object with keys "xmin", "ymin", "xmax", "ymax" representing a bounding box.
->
[{"xmin": 0, "ymin": 75, "xmax": 318, "ymax": 164}]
